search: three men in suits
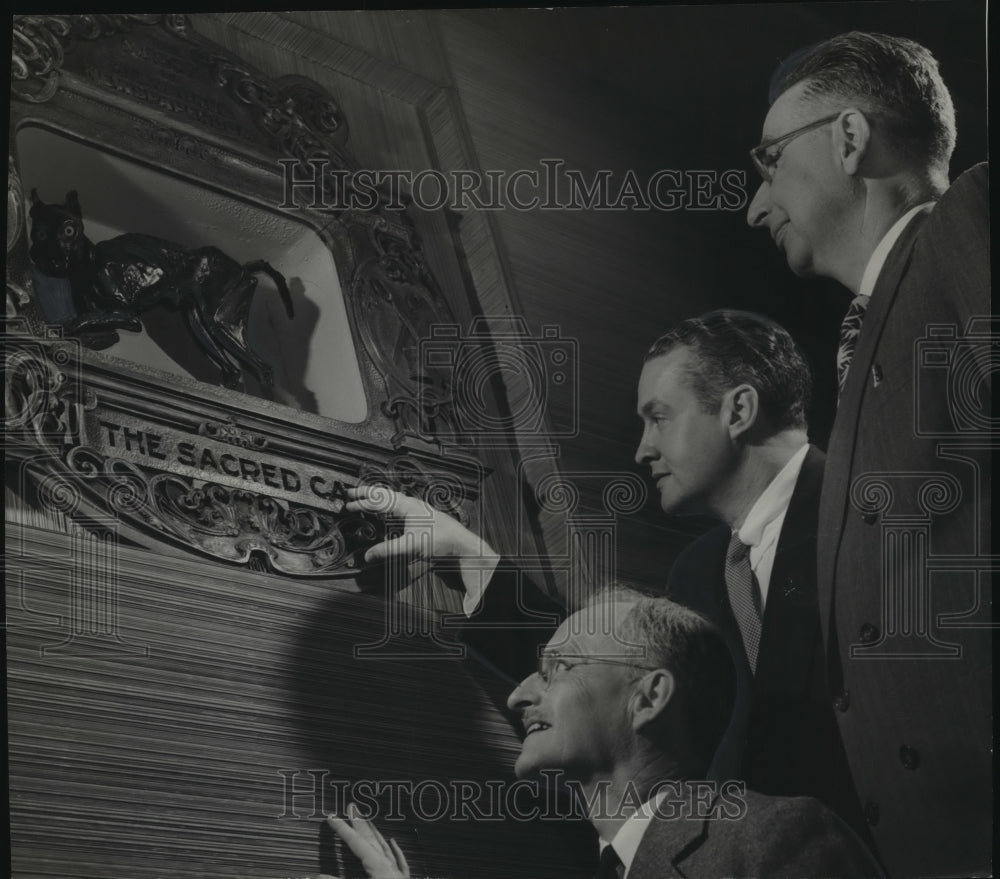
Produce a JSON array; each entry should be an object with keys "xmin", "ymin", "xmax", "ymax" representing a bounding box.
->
[
  {"xmin": 746, "ymin": 32, "xmax": 991, "ymax": 877},
  {"xmin": 327, "ymin": 592, "xmax": 882, "ymax": 879},
  {"xmin": 346, "ymin": 311, "xmax": 867, "ymax": 842}
]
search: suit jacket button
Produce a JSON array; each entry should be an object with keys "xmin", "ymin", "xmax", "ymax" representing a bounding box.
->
[
  {"xmin": 833, "ymin": 690, "xmax": 850, "ymax": 712},
  {"xmin": 860, "ymin": 623, "xmax": 880, "ymax": 643},
  {"xmin": 864, "ymin": 799, "xmax": 880, "ymax": 826},
  {"xmin": 862, "ymin": 511, "xmax": 879, "ymax": 525},
  {"xmin": 899, "ymin": 745, "xmax": 921, "ymax": 770},
  {"xmin": 871, "ymin": 364, "xmax": 883, "ymax": 387}
]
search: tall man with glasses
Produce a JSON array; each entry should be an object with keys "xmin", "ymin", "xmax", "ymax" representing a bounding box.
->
[
  {"xmin": 345, "ymin": 311, "xmax": 870, "ymax": 843},
  {"xmin": 327, "ymin": 592, "xmax": 883, "ymax": 879},
  {"xmin": 745, "ymin": 31, "xmax": 990, "ymax": 877}
]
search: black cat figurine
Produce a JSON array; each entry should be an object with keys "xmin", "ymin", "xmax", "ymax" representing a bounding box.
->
[{"xmin": 29, "ymin": 189, "xmax": 294, "ymax": 388}]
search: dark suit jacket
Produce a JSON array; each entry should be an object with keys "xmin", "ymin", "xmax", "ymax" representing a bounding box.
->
[
  {"xmin": 665, "ymin": 446, "xmax": 867, "ymax": 843},
  {"xmin": 627, "ymin": 786, "xmax": 882, "ymax": 879},
  {"xmin": 817, "ymin": 164, "xmax": 992, "ymax": 878},
  {"xmin": 461, "ymin": 450, "xmax": 870, "ymax": 844}
]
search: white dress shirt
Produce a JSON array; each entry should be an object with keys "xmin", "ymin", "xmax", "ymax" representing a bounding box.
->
[
  {"xmin": 857, "ymin": 202, "xmax": 934, "ymax": 297},
  {"xmin": 735, "ymin": 443, "xmax": 810, "ymax": 610},
  {"xmin": 466, "ymin": 446, "xmax": 812, "ymax": 618},
  {"xmin": 599, "ymin": 788, "xmax": 671, "ymax": 878}
]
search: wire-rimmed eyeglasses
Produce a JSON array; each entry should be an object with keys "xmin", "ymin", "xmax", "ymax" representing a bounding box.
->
[
  {"xmin": 534, "ymin": 652, "xmax": 661, "ymax": 689},
  {"xmin": 750, "ymin": 112, "xmax": 842, "ymax": 182}
]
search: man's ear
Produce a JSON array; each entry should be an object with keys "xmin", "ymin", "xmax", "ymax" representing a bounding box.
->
[
  {"xmin": 833, "ymin": 108, "xmax": 872, "ymax": 176},
  {"xmin": 630, "ymin": 668, "xmax": 675, "ymax": 733},
  {"xmin": 723, "ymin": 384, "xmax": 759, "ymax": 441}
]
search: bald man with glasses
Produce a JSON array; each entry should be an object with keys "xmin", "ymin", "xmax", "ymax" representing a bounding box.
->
[{"xmin": 328, "ymin": 592, "xmax": 882, "ymax": 879}]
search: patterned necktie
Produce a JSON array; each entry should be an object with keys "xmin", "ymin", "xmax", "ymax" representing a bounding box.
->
[
  {"xmin": 725, "ymin": 532, "xmax": 762, "ymax": 671},
  {"xmin": 596, "ymin": 844, "xmax": 624, "ymax": 879},
  {"xmin": 836, "ymin": 293, "xmax": 871, "ymax": 396}
]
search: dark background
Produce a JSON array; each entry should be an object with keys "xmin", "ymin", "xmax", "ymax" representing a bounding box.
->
[
  {"xmin": 472, "ymin": 1, "xmax": 988, "ymax": 445},
  {"xmin": 447, "ymin": 2, "xmax": 988, "ymax": 574}
]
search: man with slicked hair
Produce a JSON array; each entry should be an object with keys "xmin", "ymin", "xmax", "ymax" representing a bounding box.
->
[
  {"xmin": 746, "ymin": 32, "xmax": 990, "ymax": 876},
  {"xmin": 346, "ymin": 311, "xmax": 871, "ymax": 846},
  {"xmin": 637, "ymin": 312, "xmax": 866, "ymax": 839}
]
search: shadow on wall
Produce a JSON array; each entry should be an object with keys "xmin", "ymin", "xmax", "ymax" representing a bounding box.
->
[{"xmin": 285, "ymin": 588, "xmax": 596, "ymax": 879}]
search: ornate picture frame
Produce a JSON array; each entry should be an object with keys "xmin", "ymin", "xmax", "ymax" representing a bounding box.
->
[{"xmin": 7, "ymin": 13, "xmax": 486, "ymax": 578}]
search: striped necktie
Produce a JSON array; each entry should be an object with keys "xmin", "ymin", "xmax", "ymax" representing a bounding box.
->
[
  {"xmin": 725, "ymin": 531, "xmax": 762, "ymax": 671},
  {"xmin": 836, "ymin": 293, "xmax": 870, "ymax": 396}
]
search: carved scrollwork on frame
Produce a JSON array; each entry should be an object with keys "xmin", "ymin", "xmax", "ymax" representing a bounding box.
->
[
  {"xmin": 4, "ymin": 327, "xmax": 89, "ymax": 449},
  {"xmin": 347, "ymin": 213, "xmax": 466, "ymax": 448},
  {"xmin": 11, "ymin": 14, "xmax": 175, "ymax": 103},
  {"xmin": 7, "ymin": 156, "xmax": 27, "ymax": 254},
  {"xmin": 12, "ymin": 14, "xmax": 349, "ymax": 161},
  {"xmin": 10, "ymin": 13, "xmax": 472, "ymax": 450},
  {"xmin": 5, "ymin": 331, "xmax": 390, "ymax": 577},
  {"xmin": 355, "ymin": 454, "xmax": 472, "ymax": 526},
  {"xmin": 207, "ymin": 65, "xmax": 353, "ymax": 168},
  {"xmin": 11, "ymin": 15, "xmax": 72, "ymax": 103},
  {"xmin": 198, "ymin": 419, "xmax": 268, "ymax": 451},
  {"xmin": 64, "ymin": 451, "xmax": 381, "ymax": 577},
  {"xmin": 7, "ymin": 157, "xmax": 33, "ymax": 317}
]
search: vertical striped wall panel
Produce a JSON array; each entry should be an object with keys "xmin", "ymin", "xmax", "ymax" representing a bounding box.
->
[{"xmin": 7, "ymin": 527, "xmax": 595, "ymax": 878}]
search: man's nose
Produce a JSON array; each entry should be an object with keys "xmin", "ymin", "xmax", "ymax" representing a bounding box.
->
[
  {"xmin": 635, "ymin": 426, "xmax": 656, "ymax": 466},
  {"xmin": 747, "ymin": 180, "xmax": 771, "ymax": 227},
  {"xmin": 506, "ymin": 672, "xmax": 541, "ymax": 713}
]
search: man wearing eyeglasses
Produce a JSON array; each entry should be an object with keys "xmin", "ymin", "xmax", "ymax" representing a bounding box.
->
[
  {"xmin": 745, "ymin": 32, "xmax": 990, "ymax": 878},
  {"xmin": 345, "ymin": 311, "xmax": 870, "ymax": 846},
  {"xmin": 328, "ymin": 593, "xmax": 882, "ymax": 879}
]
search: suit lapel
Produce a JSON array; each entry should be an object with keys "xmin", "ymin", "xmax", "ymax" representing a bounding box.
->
[
  {"xmin": 627, "ymin": 788, "xmax": 710, "ymax": 879},
  {"xmin": 678, "ymin": 527, "xmax": 736, "ymax": 631},
  {"xmin": 755, "ymin": 446, "xmax": 824, "ymax": 695},
  {"xmin": 818, "ymin": 207, "xmax": 931, "ymax": 633},
  {"xmin": 840, "ymin": 207, "xmax": 931, "ymax": 417}
]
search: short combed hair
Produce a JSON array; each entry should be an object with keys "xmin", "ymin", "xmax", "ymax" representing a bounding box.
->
[
  {"xmin": 771, "ymin": 31, "xmax": 956, "ymax": 177},
  {"xmin": 613, "ymin": 594, "xmax": 736, "ymax": 771},
  {"xmin": 644, "ymin": 310, "xmax": 811, "ymax": 432}
]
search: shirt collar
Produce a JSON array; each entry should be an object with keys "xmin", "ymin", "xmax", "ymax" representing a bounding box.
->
[
  {"xmin": 599, "ymin": 788, "xmax": 670, "ymax": 877},
  {"xmin": 858, "ymin": 202, "xmax": 934, "ymax": 297},
  {"xmin": 737, "ymin": 444, "xmax": 810, "ymax": 549}
]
